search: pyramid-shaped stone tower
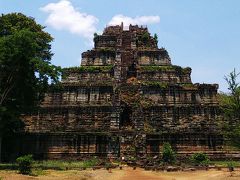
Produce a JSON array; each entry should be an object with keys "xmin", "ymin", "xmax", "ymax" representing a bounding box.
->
[{"xmin": 3, "ymin": 24, "xmax": 224, "ymax": 161}]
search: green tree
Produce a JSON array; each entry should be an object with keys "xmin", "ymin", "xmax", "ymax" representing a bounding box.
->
[
  {"xmin": 162, "ymin": 142, "xmax": 176, "ymax": 164},
  {"xmin": 16, "ymin": 154, "xmax": 33, "ymax": 175},
  {"xmin": 219, "ymin": 69, "xmax": 240, "ymax": 147},
  {"xmin": 190, "ymin": 152, "xmax": 209, "ymax": 166},
  {"xmin": 153, "ymin": 33, "xmax": 158, "ymax": 45},
  {"xmin": 141, "ymin": 32, "xmax": 150, "ymax": 43},
  {"xmin": 0, "ymin": 13, "xmax": 61, "ymax": 161},
  {"xmin": 93, "ymin": 32, "xmax": 98, "ymax": 41},
  {"xmin": 222, "ymin": 69, "xmax": 240, "ymax": 120}
]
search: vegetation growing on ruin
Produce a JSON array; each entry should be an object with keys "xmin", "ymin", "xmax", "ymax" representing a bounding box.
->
[
  {"xmin": 140, "ymin": 65, "xmax": 191, "ymax": 74},
  {"xmin": 142, "ymin": 81, "xmax": 168, "ymax": 89},
  {"xmin": 120, "ymin": 85, "xmax": 140, "ymax": 106},
  {"xmin": 190, "ymin": 153, "xmax": 210, "ymax": 166},
  {"xmin": 153, "ymin": 33, "xmax": 158, "ymax": 45},
  {"xmin": 0, "ymin": 14, "xmax": 233, "ymax": 168},
  {"xmin": 180, "ymin": 83, "xmax": 196, "ymax": 90},
  {"xmin": 162, "ymin": 142, "xmax": 176, "ymax": 164},
  {"xmin": 137, "ymin": 32, "xmax": 152, "ymax": 47},
  {"xmin": 93, "ymin": 32, "xmax": 98, "ymax": 41},
  {"xmin": 119, "ymin": 84, "xmax": 154, "ymax": 109},
  {"xmin": 139, "ymin": 32, "xmax": 150, "ymax": 44},
  {"xmin": 63, "ymin": 65, "xmax": 114, "ymax": 73}
]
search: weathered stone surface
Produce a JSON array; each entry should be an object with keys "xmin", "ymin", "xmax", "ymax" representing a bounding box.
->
[{"xmin": 2, "ymin": 24, "xmax": 237, "ymax": 161}]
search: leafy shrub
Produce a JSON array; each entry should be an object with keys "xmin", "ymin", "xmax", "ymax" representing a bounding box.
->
[
  {"xmin": 190, "ymin": 153, "xmax": 209, "ymax": 166},
  {"xmin": 82, "ymin": 157, "xmax": 99, "ymax": 168},
  {"xmin": 227, "ymin": 161, "xmax": 236, "ymax": 171},
  {"xmin": 162, "ymin": 142, "xmax": 176, "ymax": 164},
  {"xmin": 141, "ymin": 32, "xmax": 150, "ymax": 43},
  {"xmin": 16, "ymin": 154, "xmax": 33, "ymax": 175}
]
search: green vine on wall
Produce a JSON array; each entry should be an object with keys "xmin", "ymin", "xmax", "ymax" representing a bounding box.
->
[
  {"xmin": 63, "ymin": 65, "xmax": 114, "ymax": 73},
  {"xmin": 142, "ymin": 81, "xmax": 168, "ymax": 89},
  {"xmin": 140, "ymin": 65, "xmax": 191, "ymax": 74}
]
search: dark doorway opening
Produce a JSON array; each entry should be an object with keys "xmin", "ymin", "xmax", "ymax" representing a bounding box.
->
[
  {"xmin": 120, "ymin": 106, "xmax": 133, "ymax": 129},
  {"xmin": 127, "ymin": 62, "xmax": 137, "ymax": 78},
  {"xmin": 96, "ymin": 136, "xmax": 107, "ymax": 157}
]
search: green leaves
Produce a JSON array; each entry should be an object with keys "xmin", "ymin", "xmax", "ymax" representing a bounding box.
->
[
  {"xmin": 0, "ymin": 13, "xmax": 61, "ymax": 136},
  {"xmin": 219, "ymin": 69, "xmax": 240, "ymax": 148},
  {"xmin": 140, "ymin": 65, "xmax": 191, "ymax": 74},
  {"xmin": 162, "ymin": 142, "xmax": 176, "ymax": 164},
  {"xmin": 153, "ymin": 33, "xmax": 158, "ymax": 45},
  {"xmin": 224, "ymin": 69, "xmax": 239, "ymax": 95},
  {"xmin": 16, "ymin": 154, "xmax": 33, "ymax": 175},
  {"xmin": 220, "ymin": 69, "xmax": 240, "ymax": 120},
  {"xmin": 190, "ymin": 153, "xmax": 210, "ymax": 166},
  {"xmin": 63, "ymin": 65, "xmax": 113, "ymax": 73}
]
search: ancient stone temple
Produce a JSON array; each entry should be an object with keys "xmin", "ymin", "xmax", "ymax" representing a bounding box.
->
[{"xmin": 2, "ymin": 24, "xmax": 224, "ymax": 161}]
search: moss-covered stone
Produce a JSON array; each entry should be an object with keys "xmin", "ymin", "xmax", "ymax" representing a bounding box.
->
[
  {"xmin": 142, "ymin": 81, "xmax": 168, "ymax": 88},
  {"xmin": 140, "ymin": 65, "xmax": 191, "ymax": 74},
  {"xmin": 63, "ymin": 65, "xmax": 113, "ymax": 73}
]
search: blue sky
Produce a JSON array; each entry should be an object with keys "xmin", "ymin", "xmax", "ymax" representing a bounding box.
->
[{"xmin": 0, "ymin": 0, "xmax": 240, "ymax": 92}]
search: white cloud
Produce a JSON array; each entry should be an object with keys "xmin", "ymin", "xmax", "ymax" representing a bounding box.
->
[
  {"xmin": 40, "ymin": 0, "xmax": 98, "ymax": 41},
  {"xmin": 108, "ymin": 14, "xmax": 160, "ymax": 26}
]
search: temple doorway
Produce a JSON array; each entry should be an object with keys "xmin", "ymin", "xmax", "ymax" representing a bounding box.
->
[
  {"xmin": 127, "ymin": 62, "xmax": 137, "ymax": 78},
  {"xmin": 120, "ymin": 106, "xmax": 133, "ymax": 129}
]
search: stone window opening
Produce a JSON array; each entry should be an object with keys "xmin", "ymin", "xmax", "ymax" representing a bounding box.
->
[
  {"xmin": 149, "ymin": 141, "xmax": 160, "ymax": 153},
  {"xmin": 173, "ymin": 107, "xmax": 180, "ymax": 121},
  {"xmin": 120, "ymin": 106, "xmax": 133, "ymax": 129},
  {"xmin": 191, "ymin": 93, "xmax": 196, "ymax": 102},
  {"xmin": 96, "ymin": 136, "xmax": 107, "ymax": 156},
  {"xmin": 209, "ymin": 90, "xmax": 213, "ymax": 98},
  {"xmin": 184, "ymin": 92, "xmax": 188, "ymax": 102},
  {"xmin": 210, "ymin": 107, "xmax": 216, "ymax": 118},
  {"xmin": 127, "ymin": 62, "xmax": 137, "ymax": 78}
]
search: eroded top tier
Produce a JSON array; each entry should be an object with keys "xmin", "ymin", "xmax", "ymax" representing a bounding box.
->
[{"xmin": 81, "ymin": 24, "xmax": 171, "ymax": 66}]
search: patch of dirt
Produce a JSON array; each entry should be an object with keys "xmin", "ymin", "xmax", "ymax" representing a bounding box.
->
[
  {"xmin": 1, "ymin": 167, "xmax": 240, "ymax": 180},
  {"xmin": 0, "ymin": 170, "xmax": 36, "ymax": 180},
  {"xmin": 119, "ymin": 167, "xmax": 164, "ymax": 180},
  {"xmin": 150, "ymin": 169, "xmax": 240, "ymax": 180},
  {"xmin": 0, "ymin": 169, "xmax": 125, "ymax": 180},
  {"xmin": 119, "ymin": 167, "xmax": 240, "ymax": 180}
]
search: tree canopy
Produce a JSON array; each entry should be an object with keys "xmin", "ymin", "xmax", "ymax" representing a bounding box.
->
[
  {"xmin": 218, "ymin": 69, "xmax": 240, "ymax": 147},
  {"xmin": 0, "ymin": 13, "xmax": 61, "ymax": 135},
  {"xmin": 219, "ymin": 69, "xmax": 240, "ymax": 121}
]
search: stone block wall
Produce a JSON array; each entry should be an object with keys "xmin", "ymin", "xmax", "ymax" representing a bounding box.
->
[
  {"xmin": 137, "ymin": 50, "xmax": 171, "ymax": 65},
  {"xmin": 8, "ymin": 24, "xmax": 232, "ymax": 161},
  {"xmin": 42, "ymin": 86, "xmax": 113, "ymax": 106},
  {"xmin": 23, "ymin": 106, "xmax": 113, "ymax": 133},
  {"xmin": 62, "ymin": 71, "xmax": 113, "ymax": 82}
]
